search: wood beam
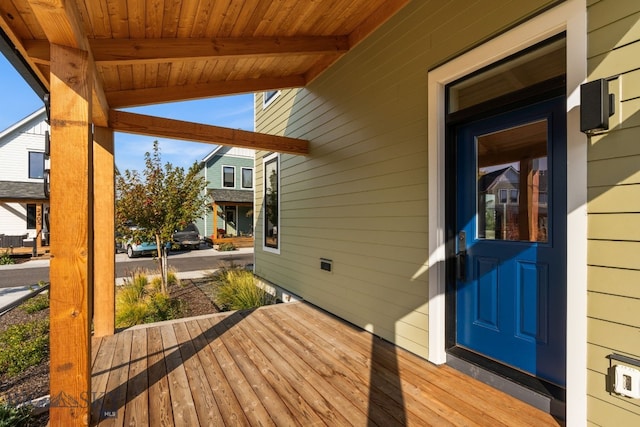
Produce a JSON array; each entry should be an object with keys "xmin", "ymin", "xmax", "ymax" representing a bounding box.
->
[
  {"xmin": 106, "ymin": 75, "xmax": 306, "ymax": 108},
  {"xmin": 306, "ymin": 0, "xmax": 411, "ymax": 83},
  {"xmin": 25, "ymin": 36, "xmax": 350, "ymax": 65},
  {"xmin": 109, "ymin": 110, "xmax": 309, "ymax": 155},
  {"xmin": 0, "ymin": 198, "xmax": 48, "ymax": 204},
  {"xmin": 93, "ymin": 36, "xmax": 348, "ymax": 65},
  {"xmin": 48, "ymin": 43, "xmax": 93, "ymax": 427},
  {"xmin": 92, "ymin": 126, "xmax": 115, "ymax": 338},
  {"xmin": 27, "ymin": 0, "xmax": 109, "ymax": 126},
  {"xmin": 0, "ymin": 20, "xmax": 49, "ymax": 92}
]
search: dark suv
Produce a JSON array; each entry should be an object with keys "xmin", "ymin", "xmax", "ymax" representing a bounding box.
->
[{"xmin": 173, "ymin": 223, "xmax": 201, "ymax": 250}]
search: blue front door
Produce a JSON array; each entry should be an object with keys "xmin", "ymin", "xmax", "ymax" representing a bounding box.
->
[{"xmin": 455, "ymin": 97, "xmax": 566, "ymax": 386}]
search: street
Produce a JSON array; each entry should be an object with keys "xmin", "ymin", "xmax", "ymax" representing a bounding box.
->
[{"xmin": 0, "ymin": 247, "xmax": 254, "ymax": 288}]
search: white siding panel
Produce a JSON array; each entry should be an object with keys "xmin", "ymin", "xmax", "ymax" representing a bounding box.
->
[{"xmin": 0, "ymin": 203, "xmax": 30, "ymax": 237}]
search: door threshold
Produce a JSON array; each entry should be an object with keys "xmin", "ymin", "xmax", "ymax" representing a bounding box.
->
[{"xmin": 446, "ymin": 347, "xmax": 566, "ymax": 420}]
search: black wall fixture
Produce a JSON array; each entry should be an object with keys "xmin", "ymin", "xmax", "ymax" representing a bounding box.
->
[{"xmin": 580, "ymin": 78, "xmax": 615, "ymax": 134}]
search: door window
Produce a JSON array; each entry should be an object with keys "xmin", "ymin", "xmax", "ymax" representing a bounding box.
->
[{"xmin": 476, "ymin": 120, "xmax": 548, "ymax": 242}]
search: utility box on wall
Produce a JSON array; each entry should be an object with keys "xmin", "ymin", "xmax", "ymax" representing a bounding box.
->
[{"xmin": 613, "ymin": 365, "xmax": 640, "ymax": 399}]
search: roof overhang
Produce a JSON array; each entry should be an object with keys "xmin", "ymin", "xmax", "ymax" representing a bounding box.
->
[{"xmin": 0, "ymin": 0, "xmax": 410, "ymax": 153}]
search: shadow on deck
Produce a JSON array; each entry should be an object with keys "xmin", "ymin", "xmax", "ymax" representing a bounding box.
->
[{"xmin": 90, "ymin": 302, "xmax": 560, "ymax": 426}]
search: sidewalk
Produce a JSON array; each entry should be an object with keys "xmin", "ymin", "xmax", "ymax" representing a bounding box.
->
[
  {"xmin": 0, "ymin": 270, "xmax": 215, "ymax": 313},
  {"xmin": 0, "ymin": 247, "xmax": 253, "ymax": 314},
  {"xmin": 0, "ymin": 283, "xmax": 44, "ymax": 314}
]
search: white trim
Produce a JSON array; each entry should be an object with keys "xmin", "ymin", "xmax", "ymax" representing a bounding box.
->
[
  {"xmin": 262, "ymin": 153, "xmax": 280, "ymax": 254},
  {"xmin": 222, "ymin": 165, "xmax": 236, "ymax": 189},
  {"xmin": 262, "ymin": 90, "xmax": 281, "ymax": 109},
  {"xmin": 241, "ymin": 167, "xmax": 254, "ymax": 189},
  {"xmin": 427, "ymin": 1, "xmax": 587, "ymax": 424}
]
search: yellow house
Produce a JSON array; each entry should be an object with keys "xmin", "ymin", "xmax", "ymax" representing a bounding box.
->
[
  {"xmin": 1, "ymin": 0, "xmax": 638, "ymax": 425},
  {"xmin": 254, "ymin": 1, "xmax": 639, "ymax": 425}
]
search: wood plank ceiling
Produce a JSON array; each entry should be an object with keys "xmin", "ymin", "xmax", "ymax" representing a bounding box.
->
[{"xmin": 0, "ymin": 0, "xmax": 410, "ymax": 120}]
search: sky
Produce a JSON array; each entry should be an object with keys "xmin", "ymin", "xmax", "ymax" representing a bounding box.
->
[{"xmin": 0, "ymin": 54, "xmax": 255, "ymax": 173}]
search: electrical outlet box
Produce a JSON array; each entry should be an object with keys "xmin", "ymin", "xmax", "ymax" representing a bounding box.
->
[{"xmin": 613, "ymin": 365, "xmax": 640, "ymax": 399}]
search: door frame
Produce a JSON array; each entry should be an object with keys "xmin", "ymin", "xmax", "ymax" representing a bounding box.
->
[{"xmin": 427, "ymin": 0, "xmax": 587, "ymax": 424}]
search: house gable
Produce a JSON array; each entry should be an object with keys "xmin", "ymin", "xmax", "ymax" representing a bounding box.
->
[{"xmin": 0, "ymin": 108, "xmax": 48, "ymax": 184}]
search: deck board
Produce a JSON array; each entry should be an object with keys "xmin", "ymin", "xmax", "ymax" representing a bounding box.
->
[
  {"xmin": 146, "ymin": 326, "xmax": 173, "ymax": 426},
  {"xmin": 91, "ymin": 302, "xmax": 561, "ymax": 426}
]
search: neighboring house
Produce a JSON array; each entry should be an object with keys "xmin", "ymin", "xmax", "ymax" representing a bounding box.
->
[
  {"xmin": 0, "ymin": 108, "xmax": 49, "ymax": 251},
  {"xmin": 198, "ymin": 146, "xmax": 254, "ymax": 247},
  {"xmin": 478, "ymin": 166, "xmax": 549, "ymax": 241},
  {"xmin": 254, "ymin": 1, "xmax": 640, "ymax": 424}
]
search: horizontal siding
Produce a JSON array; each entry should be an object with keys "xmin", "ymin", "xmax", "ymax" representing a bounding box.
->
[
  {"xmin": 0, "ymin": 132, "xmax": 46, "ymax": 182},
  {"xmin": 255, "ymin": 0, "xmax": 556, "ymax": 360},
  {"xmin": 0, "ymin": 203, "xmax": 31, "ymax": 237},
  {"xmin": 205, "ymin": 155, "xmax": 253, "ymax": 189},
  {"xmin": 587, "ymin": 0, "xmax": 640, "ymax": 423},
  {"xmin": 588, "ymin": 266, "xmax": 640, "ymax": 299},
  {"xmin": 588, "ymin": 213, "xmax": 640, "ymax": 241},
  {"xmin": 589, "ymin": 126, "xmax": 640, "ymax": 161}
]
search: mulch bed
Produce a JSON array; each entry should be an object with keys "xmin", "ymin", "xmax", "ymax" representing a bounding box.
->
[{"xmin": 0, "ymin": 278, "xmax": 219, "ymax": 426}]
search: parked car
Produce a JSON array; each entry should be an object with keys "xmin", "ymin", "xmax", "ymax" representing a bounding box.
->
[
  {"xmin": 173, "ymin": 223, "xmax": 201, "ymax": 250},
  {"xmin": 118, "ymin": 225, "xmax": 169, "ymax": 258},
  {"xmin": 125, "ymin": 239, "xmax": 163, "ymax": 258}
]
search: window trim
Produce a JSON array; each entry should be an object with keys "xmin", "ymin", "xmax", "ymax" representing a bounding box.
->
[
  {"xmin": 263, "ymin": 90, "xmax": 281, "ymax": 109},
  {"xmin": 222, "ymin": 165, "xmax": 236, "ymax": 189},
  {"xmin": 509, "ymin": 189, "xmax": 518, "ymax": 204},
  {"xmin": 262, "ymin": 153, "xmax": 280, "ymax": 254},
  {"xmin": 498, "ymin": 188, "xmax": 508, "ymax": 204},
  {"xmin": 28, "ymin": 151, "xmax": 44, "ymax": 180},
  {"xmin": 241, "ymin": 167, "xmax": 254, "ymax": 189}
]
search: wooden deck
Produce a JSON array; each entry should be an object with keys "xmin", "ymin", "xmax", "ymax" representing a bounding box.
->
[{"xmin": 90, "ymin": 302, "xmax": 560, "ymax": 426}]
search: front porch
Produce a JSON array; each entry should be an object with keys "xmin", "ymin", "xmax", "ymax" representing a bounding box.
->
[{"xmin": 90, "ymin": 301, "xmax": 559, "ymax": 426}]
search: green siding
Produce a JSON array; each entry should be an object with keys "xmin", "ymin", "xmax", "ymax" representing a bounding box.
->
[
  {"xmin": 205, "ymin": 154, "xmax": 253, "ymax": 190},
  {"xmin": 587, "ymin": 0, "xmax": 640, "ymax": 423},
  {"xmin": 254, "ymin": 0, "xmax": 556, "ymax": 361}
]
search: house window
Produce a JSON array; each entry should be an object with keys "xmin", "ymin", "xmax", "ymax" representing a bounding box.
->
[
  {"xmin": 263, "ymin": 153, "xmax": 279, "ymax": 252},
  {"xmin": 26, "ymin": 204, "xmax": 37, "ymax": 229},
  {"xmin": 263, "ymin": 90, "xmax": 280, "ymax": 108},
  {"xmin": 242, "ymin": 167, "xmax": 253, "ymax": 189},
  {"xmin": 498, "ymin": 189, "xmax": 508, "ymax": 204},
  {"xmin": 29, "ymin": 152, "xmax": 44, "ymax": 179},
  {"xmin": 509, "ymin": 189, "xmax": 518, "ymax": 203},
  {"xmin": 223, "ymin": 166, "xmax": 235, "ymax": 188}
]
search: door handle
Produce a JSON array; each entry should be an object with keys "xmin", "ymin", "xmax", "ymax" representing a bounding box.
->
[
  {"xmin": 456, "ymin": 250, "xmax": 467, "ymax": 282},
  {"xmin": 456, "ymin": 230, "xmax": 467, "ymax": 281}
]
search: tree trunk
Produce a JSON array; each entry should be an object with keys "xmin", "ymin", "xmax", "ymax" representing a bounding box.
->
[{"xmin": 155, "ymin": 234, "xmax": 168, "ymax": 293}]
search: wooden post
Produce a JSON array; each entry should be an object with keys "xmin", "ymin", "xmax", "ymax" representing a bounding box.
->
[
  {"xmin": 212, "ymin": 200, "xmax": 218, "ymax": 239},
  {"xmin": 35, "ymin": 204, "xmax": 42, "ymax": 251},
  {"xmin": 49, "ymin": 43, "xmax": 93, "ymax": 426},
  {"xmin": 518, "ymin": 159, "xmax": 531, "ymax": 241},
  {"xmin": 93, "ymin": 126, "xmax": 115, "ymax": 337}
]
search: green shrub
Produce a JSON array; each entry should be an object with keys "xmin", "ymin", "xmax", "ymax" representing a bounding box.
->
[
  {"xmin": 0, "ymin": 251, "xmax": 13, "ymax": 266},
  {"xmin": 217, "ymin": 242, "xmax": 236, "ymax": 252},
  {"xmin": 213, "ymin": 268, "xmax": 275, "ymax": 311},
  {"xmin": 21, "ymin": 293, "xmax": 49, "ymax": 314},
  {"xmin": 0, "ymin": 401, "xmax": 34, "ymax": 427},
  {"xmin": 116, "ymin": 270, "xmax": 183, "ymax": 328},
  {"xmin": 145, "ymin": 292, "xmax": 183, "ymax": 324},
  {"xmin": 0, "ymin": 320, "xmax": 49, "ymax": 377}
]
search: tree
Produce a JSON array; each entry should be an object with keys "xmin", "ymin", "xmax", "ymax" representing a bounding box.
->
[{"xmin": 116, "ymin": 141, "xmax": 208, "ymax": 293}]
